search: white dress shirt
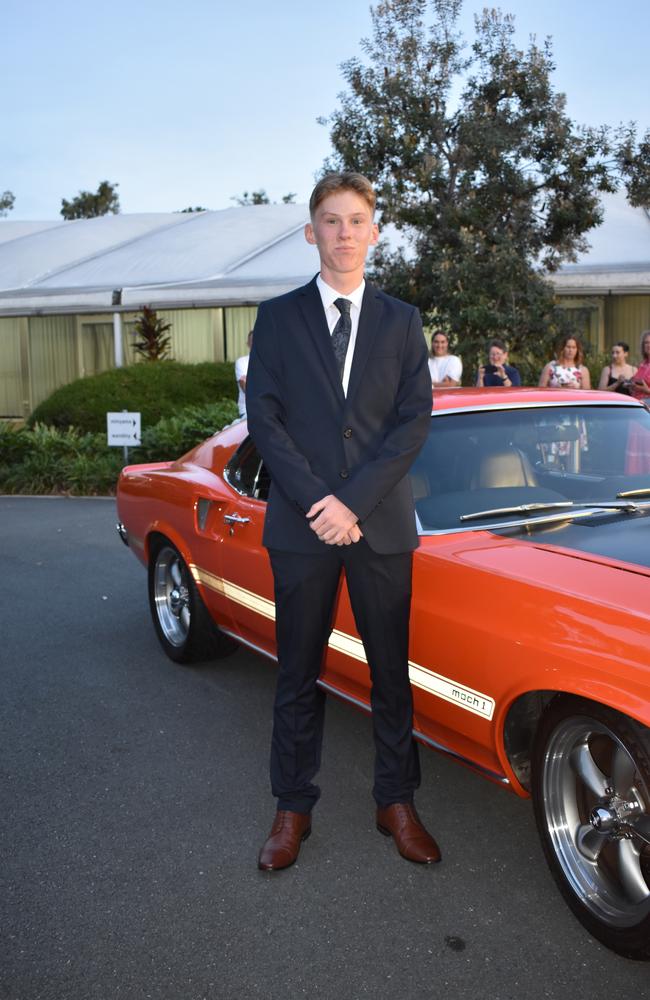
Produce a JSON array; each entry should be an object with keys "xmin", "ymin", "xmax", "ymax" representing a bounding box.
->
[{"xmin": 316, "ymin": 274, "xmax": 365, "ymax": 396}]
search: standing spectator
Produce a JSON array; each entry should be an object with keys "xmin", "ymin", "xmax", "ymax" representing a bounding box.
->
[
  {"xmin": 539, "ymin": 335, "xmax": 591, "ymax": 389},
  {"xmin": 235, "ymin": 331, "xmax": 253, "ymax": 417},
  {"xmin": 632, "ymin": 330, "xmax": 650, "ymax": 400},
  {"xmin": 428, "ymin": 330, "xmax": 462, "ymax": 386},
  {"xmin": 476, "ymin": 339, "xmax": 521, "ymax": 387},
  {"xmin": 598, "ymin": 342, "xmax": 636, "ymax": 394}
]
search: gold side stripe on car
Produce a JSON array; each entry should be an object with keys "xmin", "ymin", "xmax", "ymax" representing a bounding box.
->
[
  {"xmin": 192, "ymin": 566, "xmax": 276, "ymax": 620},
  {"xmin": 191, "ymin": 565, "xmax": 495, "ymax": 721}
]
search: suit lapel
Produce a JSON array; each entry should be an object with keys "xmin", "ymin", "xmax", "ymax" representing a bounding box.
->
[
  {"xmin": 345, "ymin": 282, "xmax": 383, "ymax": 405},
  {"xmin": 298, "ymin": 277, "xmax": 345, "ymax": 404}
]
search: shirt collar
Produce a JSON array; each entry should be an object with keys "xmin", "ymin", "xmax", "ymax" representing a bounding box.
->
[{"xmin": 316, "ymin": 274, "xmax": 365, "ymax": 312}]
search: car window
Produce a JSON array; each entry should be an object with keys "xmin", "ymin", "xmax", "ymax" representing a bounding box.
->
[
  {"xmin": 224, "ymin": 437, "xmax": 270, "ymax": 501},
  {"xmin": 411, "ymin": 404, "xmax": 650, "ymax": 531}
]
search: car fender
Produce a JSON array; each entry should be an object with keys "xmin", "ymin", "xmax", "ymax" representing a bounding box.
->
[
  {"xmin": 494, "ymin": 668, "xmax": 650, "ymax": 796},
  {"xmin": 144, "ymin": 518, "xmax": 195, "ymax": 574}
]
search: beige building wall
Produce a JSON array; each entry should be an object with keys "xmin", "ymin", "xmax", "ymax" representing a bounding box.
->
[
  {"xmin": 604, "ymin": 295, "xmax": 650, "ymax": 361},
  {"xmin": 0, "ymin": 317, "xmax": 25, "ymax": 417},
  {"xmin": 29, "ymin": 316, "xmax": 78, "ymax": 411}
]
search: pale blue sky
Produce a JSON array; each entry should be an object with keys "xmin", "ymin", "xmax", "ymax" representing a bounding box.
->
[{"xmin": 4, "ymin": 0, "xmax": 649, "ymax": 219}]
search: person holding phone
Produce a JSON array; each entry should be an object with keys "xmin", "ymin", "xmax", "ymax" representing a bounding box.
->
[
  {"xmin": 598, "ymin": 341, "xmax": 636, "ymax": 394},
  {"xmin": 476, "ymin": 338, "xmax": 521, "ymax": 387}
]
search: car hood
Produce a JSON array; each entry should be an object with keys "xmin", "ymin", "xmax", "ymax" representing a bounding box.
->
[
  {"xmin": 419, "ymin": 510, "xmax": 650, "ymax": 625},
  {"xmin": 496, "ymin": 507, "xmax": 650, "ymax": 574}
]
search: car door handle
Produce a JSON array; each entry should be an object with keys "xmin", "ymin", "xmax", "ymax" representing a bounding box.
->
[{"xmin": 223, "ymin": 513, "xmax": 250, "ymax": 525}]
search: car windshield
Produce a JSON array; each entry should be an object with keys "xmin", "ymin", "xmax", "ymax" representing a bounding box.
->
[{"xmin": 411, "ymin": 403, "xmax": 650, "ymax": 531}]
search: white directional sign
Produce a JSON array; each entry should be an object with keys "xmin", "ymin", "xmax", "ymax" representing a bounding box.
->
[{"xmin": 107, "ymin": 411, "xmax": 141, "ymax": 447}]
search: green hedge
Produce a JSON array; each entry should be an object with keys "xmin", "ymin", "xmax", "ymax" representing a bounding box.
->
[
  {"xmin": 0, "ymin": 400, "xmax": 239, "ymax": 496},
  {"xmin": 137, "ymin": 400, "xmax": 238, "ymax": 462},
  {"xmin": 29, "ymin": 361, "xmax": 237, "ymax": 434}
]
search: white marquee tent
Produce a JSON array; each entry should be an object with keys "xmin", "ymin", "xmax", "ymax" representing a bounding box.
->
[{"xmin": 0, "ymin": 204, "xmax": 320, "ymax": 316}]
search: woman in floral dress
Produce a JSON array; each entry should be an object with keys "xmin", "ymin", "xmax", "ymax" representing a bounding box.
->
[{"xmin": 539, "ymin": 336, "xmax": 591, "ymax": 389}]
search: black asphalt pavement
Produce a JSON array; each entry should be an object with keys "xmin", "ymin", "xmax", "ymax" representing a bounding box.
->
[{"xmin": 1, "ymin": 497, "xmax": 648, "ymax": 1000}]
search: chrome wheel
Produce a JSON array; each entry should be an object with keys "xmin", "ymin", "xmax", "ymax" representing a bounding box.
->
[
  {"xmin": 533, "ymin": 699, "xmax": 650, "ymax": 958},
  {"xmin": 543, "ymin": 716, "xmax": 650, "ymax": 925},
  {"xmin": 152, "ymin": 545, "xmax": 192, "ymax": 647},
  {"xmin": 147, "ymin": 538, "xmax": 238, "ymax": 664}
]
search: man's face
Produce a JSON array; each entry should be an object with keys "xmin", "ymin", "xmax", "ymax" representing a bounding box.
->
[{"xmin": 305, "ymin": 190, "xmax": 379, "ymax": 288}]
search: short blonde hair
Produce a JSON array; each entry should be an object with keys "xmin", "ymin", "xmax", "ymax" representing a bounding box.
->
[{"xmin": 309, "ymin": 172, "xmax": 376, "ymax": 217}]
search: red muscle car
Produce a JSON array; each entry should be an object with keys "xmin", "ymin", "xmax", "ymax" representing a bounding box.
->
[{"xmin": 116, "ymin": 387, "xmax": 650, "ymax": 959}]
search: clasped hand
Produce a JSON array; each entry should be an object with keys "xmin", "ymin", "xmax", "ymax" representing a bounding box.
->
[{"xmin": 306, "ymin": 495, "xmax": 362, "ymax": 546}]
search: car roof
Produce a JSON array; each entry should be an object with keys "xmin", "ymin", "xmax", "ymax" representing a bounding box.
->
[{"xmin": 430, "ymin": 387, "xmax": 643, "ymax": 413}]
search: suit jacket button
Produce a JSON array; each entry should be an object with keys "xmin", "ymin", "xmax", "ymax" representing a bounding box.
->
[
  {"xmin": 340, "ymin": 469, "xmax": 349, "ymax": 479},
  {"xmin": 343, "ymin": 427, "xmax": 352, "ymax": 438}
]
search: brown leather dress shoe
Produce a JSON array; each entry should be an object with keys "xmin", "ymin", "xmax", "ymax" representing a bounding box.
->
[
  {"xmin": 376, "ymin": 803, "xmax": 441, "ymax": 864},
  {"xmin": 258, "ymin": 810, "xmax": 312, "ymax": 871}
]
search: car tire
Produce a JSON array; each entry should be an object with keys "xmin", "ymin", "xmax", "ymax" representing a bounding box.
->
[
  {"xmin": 532, "ymin": 696, "xmax": 650, "ymax": 959},
  {"xmin": 148, "ymin": 540, "xmax": 238, "ymax": 663}
]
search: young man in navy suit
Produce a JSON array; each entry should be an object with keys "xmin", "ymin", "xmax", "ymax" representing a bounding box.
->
[{"xmin": 246, "ymin": 172, "xmax": 439, "ymax": 870}]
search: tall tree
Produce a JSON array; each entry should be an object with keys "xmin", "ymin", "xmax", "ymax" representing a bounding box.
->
[
  {"xmin": 61, "ymin": 180, "xmax": 120, "ymax": 220},
  {"xmin": 0, "ymin": 190, "xmax": 15, "ymax": 217},
  {"xmin": 321, "ymin": 0, "xmax": 650, "ymax": 377}
]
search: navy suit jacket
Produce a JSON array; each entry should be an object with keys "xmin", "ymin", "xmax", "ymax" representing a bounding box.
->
[{"xmin": 245, "ymin": 276, "xmax": 432, "ymax": 555}]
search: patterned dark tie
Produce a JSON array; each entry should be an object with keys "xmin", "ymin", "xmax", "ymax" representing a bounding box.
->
[{"xmin": 332, "ymin": 298, "xmax": 352, "ymax": 379}]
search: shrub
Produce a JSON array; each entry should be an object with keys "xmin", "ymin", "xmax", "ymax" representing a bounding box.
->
[
  {"xmin": 0, "ymin": 400, "xmax": 239, "ymax": 496},
  {"xmin": 136, "ymin": 400, "xmax": 239, "ymax": 462},
  {"xmin": 508, "ymin": 355, "xmax": 537, "ymax": 388},
  {"xmin": 29, "ymin": 361, "xmax": 237, "ymax": 434},
  {"xmin": 0, "ymin": 422, "xmax": 34, "ymax": 465},
  {"xmin": 0, "ymin": 423, "xmax": 122, "ymax": 495},
  {"xmin": 586, "ymin": 352, "xmax": 610, "ymax": 389}
]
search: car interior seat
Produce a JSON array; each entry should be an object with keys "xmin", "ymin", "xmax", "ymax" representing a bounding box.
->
[{"xmin": 470, "ymin": 447, "xmax": 539, "ymax": 489}]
